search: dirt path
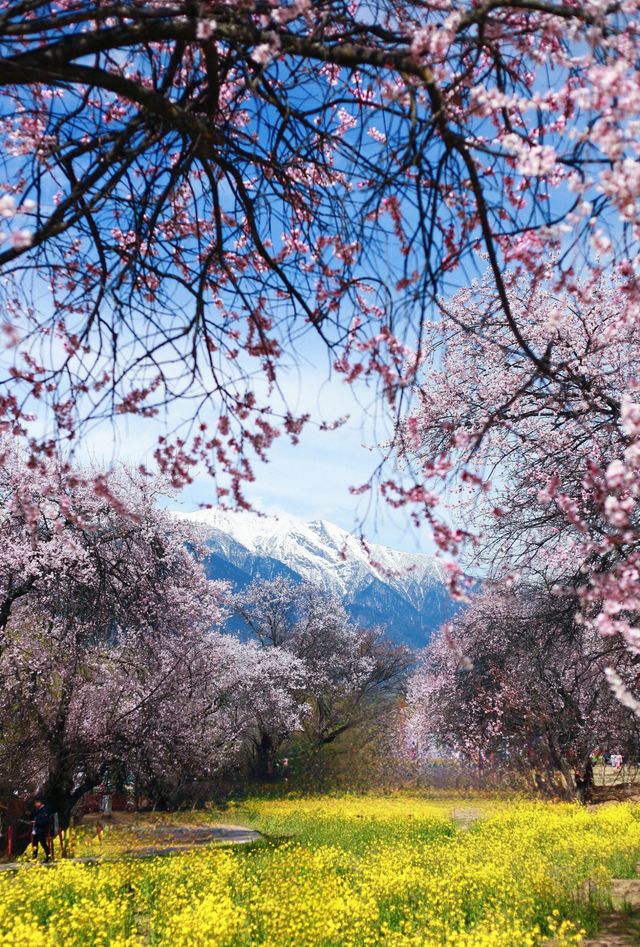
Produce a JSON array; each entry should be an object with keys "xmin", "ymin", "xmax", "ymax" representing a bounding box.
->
[
  {"xmin": 0, "ymin": 823, "xmax": 261, "ymax": 872},
  {"xmin": 582, "ymin": 878, "xmax": 640, "ymax": 946},
  {"xmin": 450, "ymin": 807, "xmax": 482, "ymax": 830}
]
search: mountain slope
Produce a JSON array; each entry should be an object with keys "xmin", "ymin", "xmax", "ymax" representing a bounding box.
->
[{"xmin": 176, "ymin": 509, "xmax": 455, "ymax": 648}]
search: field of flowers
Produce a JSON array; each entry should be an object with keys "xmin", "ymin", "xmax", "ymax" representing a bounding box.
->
[{"xmin": 2, "ymin": 794, "xmax": 640, "ymax": 945}]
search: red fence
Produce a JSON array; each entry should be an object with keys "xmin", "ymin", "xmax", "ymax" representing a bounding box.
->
[{"xmin": 1, "ymin": 791, "xmax": 134, "ymax": 859}]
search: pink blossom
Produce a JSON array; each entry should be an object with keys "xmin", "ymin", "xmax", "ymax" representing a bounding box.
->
[
  {"xmin": 196, "ymin": 18, "xmax": 217, "ymax": 40},
  {"xmin": 621, "ymin": 395, "xmax": 640, "ymax": 437},
  {"xmin": 606, "ymin": 459, "xmax": 627, "ymax": 488},
  {"xmin": 516, "ymin": 145, "xmax": 558, "ymax": 178},
  {"xmin": 0, "ymin": 195, "xmax": 15, "ymax": 218}
]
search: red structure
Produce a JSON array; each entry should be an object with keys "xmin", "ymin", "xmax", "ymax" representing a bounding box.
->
[{"xmin": 0, "ymin": 795, "xmax": 32, "ymax": 859}]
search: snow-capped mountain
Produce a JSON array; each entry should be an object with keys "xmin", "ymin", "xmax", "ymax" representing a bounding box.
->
[{"xmin": 175, "ymin": 508, "xmax": 455, "ymax": 648}]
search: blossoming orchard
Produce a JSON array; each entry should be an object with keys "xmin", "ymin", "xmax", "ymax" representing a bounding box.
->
[{"xmin": 4, "ymin": 1, "xmax": 640, "ymax": 944}]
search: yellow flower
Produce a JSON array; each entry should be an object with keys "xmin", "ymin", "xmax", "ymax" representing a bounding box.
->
[{"xmin": 2, "ymin": 795, "xmax": 639, "ymax": 945}]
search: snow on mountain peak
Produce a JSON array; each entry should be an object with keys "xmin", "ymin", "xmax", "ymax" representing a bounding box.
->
[{"xmin": 173, "ymin": 507, "xmax": 444, "ymax": 599}]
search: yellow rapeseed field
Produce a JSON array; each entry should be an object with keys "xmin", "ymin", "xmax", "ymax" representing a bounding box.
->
[{"xmin": 1, "ymin": 794, "xmax": 639, "ymax": 946}]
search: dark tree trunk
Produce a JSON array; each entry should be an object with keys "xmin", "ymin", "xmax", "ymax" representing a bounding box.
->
[
  {"xmin": 253, "ymin": 731, "xmax": 277, "ymax": 781},
  {"xmin": 575, "ymin": 757, "xmax": 594, "ymax": 804},
  {"xmin": 41, "ymin": 770, "xmax": 75, "ymax": 830},
  {"xmin": 42, "ymin": 767, "xmax": 102, "ymax": 829}
]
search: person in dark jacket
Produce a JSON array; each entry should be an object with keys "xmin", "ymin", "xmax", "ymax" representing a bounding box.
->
[{"xmin": 31, "ymin": 799, "xmax": 51, "ymax": 861}]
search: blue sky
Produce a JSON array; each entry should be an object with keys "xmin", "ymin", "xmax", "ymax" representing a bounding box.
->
[{"xmin": 79, "ymin": 357, "xmax": 434, "ymax": 554}]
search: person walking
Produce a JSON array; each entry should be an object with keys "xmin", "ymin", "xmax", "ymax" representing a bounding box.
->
[{"xmin": 31, "ymin": 799, "xmax": 51, "ymax": 862}]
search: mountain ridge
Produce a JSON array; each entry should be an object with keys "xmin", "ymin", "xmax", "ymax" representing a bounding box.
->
[{"xmin": 174, "ymin": 508, "xmax": 454, "ymax": 648}]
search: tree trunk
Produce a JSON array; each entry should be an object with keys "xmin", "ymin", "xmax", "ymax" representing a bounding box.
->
[
  {"xmin": 42, "ymin": 770, "xmax": 75, "ymax": 829},
  {"xmin": 253, "ymin": 731, "xmax": 277, "ymax": 781},
  {"xmin": 545, "ymin": 731, "xmax": 581, "ymax": 801},
  {"xmin": 557, "ymin": 756, "xmax": 578, "ymax": 799},
  {"xmin": 42, "ymin": 766, "xmax": 102, "ymax": 829},
  {"xmin": 574, "ymin": 757, "xmax": 594, "ymax": 804}
]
